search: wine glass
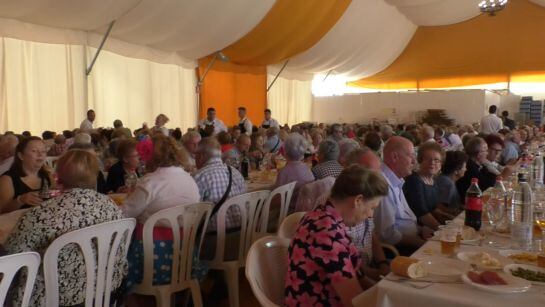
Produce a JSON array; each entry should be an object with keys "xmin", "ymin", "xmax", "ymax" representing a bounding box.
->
[{"xmin": 486, "ymin": 194, "xmax": 505, "ymax": 247}]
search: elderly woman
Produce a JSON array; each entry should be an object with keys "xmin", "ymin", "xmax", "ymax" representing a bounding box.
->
[
  {"xmin": 105, "ymin": 139, "xmax": 141, "ymax": 193},
  {"xmin": 456, "ymin": 136, "xmax": 496, "ymax": 201},
  {"xmin": 312, "ymin": 140, "xmax": 343, "ymax": 179},
  {"xmin": 275, "ymin": 133, "xmax": 315, "ymax": 209},
  {"xmin": 152, "ymin": 113, "xmax": 170, "ymax": 136},
  {"xmin": 0, "ymin": 137, "xmax": 52, "ymax": 214},
  {"xmin": 435, "ymin": 151, "xmax": 468, "ymax": 215},
  {"xmin": 122, "ymin": 134, "xmax": 201, "ymax": 288},
  {"xmin": 249, "ymin": 132, "xmax": 265, "ymax": 169},
  {"xmin": 264, "ymin": 127, "xmax": 282, "ymax": 154},
  {"xmin": 285, "ymin": 165, "xmax": 388, "ymax": 306},
  {"xmin": 403, "ymin": 142, "xmax": 450, "ymax": 231},
  {"xmin": 5, "ymin": 150, "xmax": 125, "ymax": 306}
]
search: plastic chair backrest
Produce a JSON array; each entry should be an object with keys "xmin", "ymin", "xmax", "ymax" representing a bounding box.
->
[
  {"xmin": 277, "ymin": 212, "xmax": 306, "ymax": 240},
  {"xmin": 212, "ymin": 190, "xmax": 270, "ymax": 265},
  {"xmin": 259, "ymin": 182, "xmax": 296, "ymax": 234},
  {"xmin": 0, "ymin": 252, "xmax": 41, "ymax": 307},
  {"xmin": 43, "ymin": 218, "xmax": 136, "ymax": 307},
  {"xmin": 245, "ymin": 236, "xmax": 290, "ymax": 307},
  {"xmin": 139, "ymin": 202, "xmax": 213, "ymax": 288}
]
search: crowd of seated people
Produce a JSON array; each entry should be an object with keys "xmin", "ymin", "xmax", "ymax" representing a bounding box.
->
[{"xmin": 0, "ymin": 103, "xmax": 539, "ymax": 306}]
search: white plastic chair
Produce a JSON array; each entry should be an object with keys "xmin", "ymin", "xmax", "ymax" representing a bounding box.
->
[
  {"xmin": 277, "ymin": 212, "xmax": 306, "ymax": 240},
  {"xmin": 257, "ymin": 182, "xmax": 296, "ymax": 238},
  {"xmin": 132, "ymin": 202, "xmax": 213, "ymax": 307},
  {"xmin": 43, "ymin": 218, "xmax": 136, "ymax": 307},
  {"xmin": 245, "ymin": 236, "xmax": 290, "ymax": 307},
  {"xmin": 203, "ymin": 190, "xmax": 270, "ymax": 307},
  {"xmin": 0, "ymin": 252, "xmax": 40, "ymax": 307}
]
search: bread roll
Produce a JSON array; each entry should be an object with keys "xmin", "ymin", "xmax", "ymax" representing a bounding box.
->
[{"xmin": 391, "ymin": 256, "xmax": 427, "ymax": 278}]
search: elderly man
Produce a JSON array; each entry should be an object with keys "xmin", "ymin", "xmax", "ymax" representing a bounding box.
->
[
  {"xmin": 79, "ymin": 110, "xmax": 95, "ymax": 133},
  {"xmin": 338, "ymin": 138, "xmax": 361, "ymax": 166},
  {"xmin": 421, "ymin": 126, "xmax": 435, "ymax": 144},
  {"xmin": 194, "ymin": 137, "xmax": 246, "ymax": 231},
  {"xmin": 48, "ymin": 135, "xmax": 68, "ymax": 156},
  {"xmin": 264, "ymin": 127, "xmax": 282, "ymax": 154},
  {"xmin": 312, "ymin": 140, "xmax": 343, "ymax": 179},
  {"xmin": 222, "ymin": 134, "xmax": 251, "ymax": 170},
  {"xmin": 194, "ymin": 137, "xmax": 247, "ymax": 263},
  {"xmin": 501, "ymin": 130, "xmax": 521, "ymax": 165},
  {"xmin": 374, "ymin": 136, "xmax": 430, "ymax": 255},
  {"xmin": 0, "ymin": 134, "xmax": 19, "ymax": 174},
  {"xmin": 237, "ymin": 107, "xmax": 253, "ymax": 136},
  {"xmin": 198, "ymin": 107, "xmax": 227, "ymax": 136},
  {"xmin": 380, "ymin": 125, "xmax": 394, "ymax": 142},
  {"xmin": 182, "ymin": 131, "xmax": 202, "ymax": 172},
  {"xmin": 327, "ymin": 123, "xmax": 345, "ymax": 143}
]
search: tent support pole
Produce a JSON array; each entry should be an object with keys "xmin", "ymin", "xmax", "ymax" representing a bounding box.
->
[
  {"xmin": 198, "ymin": 53, "xmax": 219, "ymax": 86},
  {"xmin": 86, "ymin": 20, "xmax": 116, "ymax": 76},
  {"xmin": 322, "ymin": 69, "xmax": 333, "ymax": 82},
  {"xmin": 267, "ymin": 59, "xmax": 289, "ymax": 92}
]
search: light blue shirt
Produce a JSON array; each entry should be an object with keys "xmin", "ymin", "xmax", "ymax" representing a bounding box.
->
[
  {"xmin": 374, "ymin": 164, "xmax": 418, "ymax": 245},
  {"xmin": 501, "ymin": 140, "xmax": 520, "ymax": 164}
]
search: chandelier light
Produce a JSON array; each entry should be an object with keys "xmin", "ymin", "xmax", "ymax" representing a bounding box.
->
[{"xmin": 479, "ymin": 0, "xmax": 508, "ymax": 16}]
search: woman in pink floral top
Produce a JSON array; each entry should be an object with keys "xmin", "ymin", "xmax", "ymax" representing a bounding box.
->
[{"xmin": 285, "ymin": 165, "xmax": 388, "ymax": 306}]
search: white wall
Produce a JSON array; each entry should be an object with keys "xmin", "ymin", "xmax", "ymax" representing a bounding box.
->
[{"xmin": 312, "ymin": 90, "xmax": 520, "ymax": 125}]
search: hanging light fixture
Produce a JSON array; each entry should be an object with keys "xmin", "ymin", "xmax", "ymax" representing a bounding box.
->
[{"xmin": 479, "ymin": 0, "xmax": 508, "ymax": 16}]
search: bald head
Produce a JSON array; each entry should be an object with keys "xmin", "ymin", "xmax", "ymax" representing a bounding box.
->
[
  {"xmin": 0, "ymin": 134, "xmax": 19, "ymax": 160},
  {"xmin": 383, "ymin": 136, "xmax": 415, "ymax": 178},
  {"xmin": 344, "ymin": 147, "xmax": 381, "ymax": 171}
]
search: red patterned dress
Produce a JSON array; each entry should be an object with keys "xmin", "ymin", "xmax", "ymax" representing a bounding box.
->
[{"xmin": 285, "ymin": 201, "xmax": 362, "ymax": 307}]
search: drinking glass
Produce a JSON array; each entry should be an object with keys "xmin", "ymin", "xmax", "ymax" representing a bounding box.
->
[
  {"xmin": 534, "ymin": 202, "xmax": 545, "ymax": 250},
  {"xmin": 485, "ymin": 194, "xmax": 505, "ymax": 247},
  {"xmin": 440, "ymin": 228, "xmax": 457, "ymax": 256}
]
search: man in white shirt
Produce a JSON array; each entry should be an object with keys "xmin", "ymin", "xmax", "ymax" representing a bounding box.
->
[
  {"xmin": 237, "ymin": 107, "xmax": 253, "ymax": 135},
  {"xmin": 198, "ymin": 107, "xmax": 227, "ymax": 136},
  {"xmin": 373, "ymin": 136, "xmax": 432, "ymax": 255},
  {"xmin": 79, "ymin": 110, "xmax": 95, "ymax": 133},
  {"xmin": 480, "ymin": 105, "xmax": 503, "ymax": 134},
  {"xmin": 261, "ymin": 109, "xmax": 279, "ymax": 129},
  {"xmin": 0, "ymin": 134, "xmax": 18, "ymax": 174}
]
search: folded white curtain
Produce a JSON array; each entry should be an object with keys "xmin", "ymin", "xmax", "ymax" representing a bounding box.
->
[
  {"xmin": 266, "ymin": 75, "xmax": 312, "ymax": 126},
  {"xmin": 0, "ymin": 37, "xmax": 198, "ymax": 134}
]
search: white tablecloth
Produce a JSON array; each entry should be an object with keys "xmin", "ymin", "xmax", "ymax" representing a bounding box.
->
[{"xmin": 354, "ymin": 219, "xmax": 545, "ymax": 307}]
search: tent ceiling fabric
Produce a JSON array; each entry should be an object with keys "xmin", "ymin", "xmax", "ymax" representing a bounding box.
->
[
  {"xmin": 1, "ymin": 0, "xmax": 544, "ymax": 81},
  {"xmin": 350, "ymin": 0, "xmax": 545, "ymax": 89},
  {"xmin": 220, "ymin": 0, "xmax": 351, "ymax": 66}
]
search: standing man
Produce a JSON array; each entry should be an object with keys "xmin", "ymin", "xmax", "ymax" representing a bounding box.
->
[
  {"xmin": 238, "ymin": 107, "xmax": 253, "ymax": 136},
  {"xmin": 261, "ymin": 109, "xmax": 279, "ymax": 129},
  {"xmin": 80, "ymin": 110, "xmax": 95, "ymax": 133},
  {"xmin": 480, "ymin": 105, "xmax": 503, "ymax": 134},
  {"xmin": 198, "ymin": 107, "xmax": 227, "ymax": 136}
]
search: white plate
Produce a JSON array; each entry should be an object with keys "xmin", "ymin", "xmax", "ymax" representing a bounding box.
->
[
  {"xmin": 419, "ymin": 257, "xmax": 471, "ymax": 277},
  {"xmin": 457, "ymin": 251, "xmax": 512, "ymax": 270},
  {"xmin": 461, "ymin": 271, "xmax": 532, "ymax": 294},
  {"xmin": 504, "ymin": 264, "xmax": 545, "ymax": 285},
  {"xmin": 499, "ymin": 250, "xmax": 539, "ymax": 265}
]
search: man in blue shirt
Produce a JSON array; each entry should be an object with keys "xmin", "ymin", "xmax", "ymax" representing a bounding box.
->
[{"xmin": 373, "ymin": 136, "xmax": 433, "ymax": 255}]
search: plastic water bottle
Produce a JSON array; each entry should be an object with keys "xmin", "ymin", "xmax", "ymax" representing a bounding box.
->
[
  {"xmin": 532, "ymin": 152, "xmax": 544, "ymax": 187},
  {"xmin": 510, "ymin": 173, "xmax": 534, "ymax": 251}
]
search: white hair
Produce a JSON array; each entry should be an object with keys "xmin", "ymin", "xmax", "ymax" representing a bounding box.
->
[
  {"xmin": 284, "ymin": 133, "xmax": 308, "ymax": 161},
  {"xmin": 339, "ymin": 139, "xmax": 361, "ymax": 161},
  {"xmin": 74, "ymin": 133, "xmax": 92, "ymax": 144}
]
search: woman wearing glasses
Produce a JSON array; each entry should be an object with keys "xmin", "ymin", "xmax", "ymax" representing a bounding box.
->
[{"xmin": 403, "ymin": 142, "xmax": 449, "ymax": 230}]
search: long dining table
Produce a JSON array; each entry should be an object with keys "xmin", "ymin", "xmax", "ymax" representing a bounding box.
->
[{"xmin": 354, "ymin": 214, "xmax": 545, "ymax": 307}]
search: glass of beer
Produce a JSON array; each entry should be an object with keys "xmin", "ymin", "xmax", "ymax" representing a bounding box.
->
[{"xmin": 440, "ymin": 228, "xmax": 457, "ymax": 256}]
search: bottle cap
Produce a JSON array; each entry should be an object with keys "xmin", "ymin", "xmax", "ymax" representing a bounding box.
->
[
  {"xmin": 496, "ymin": 176, "xmax": 503, "ymax": 181},
  {"xmin": 471, "ymin": 178, "xmax": 479, "ymax": 183}
]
